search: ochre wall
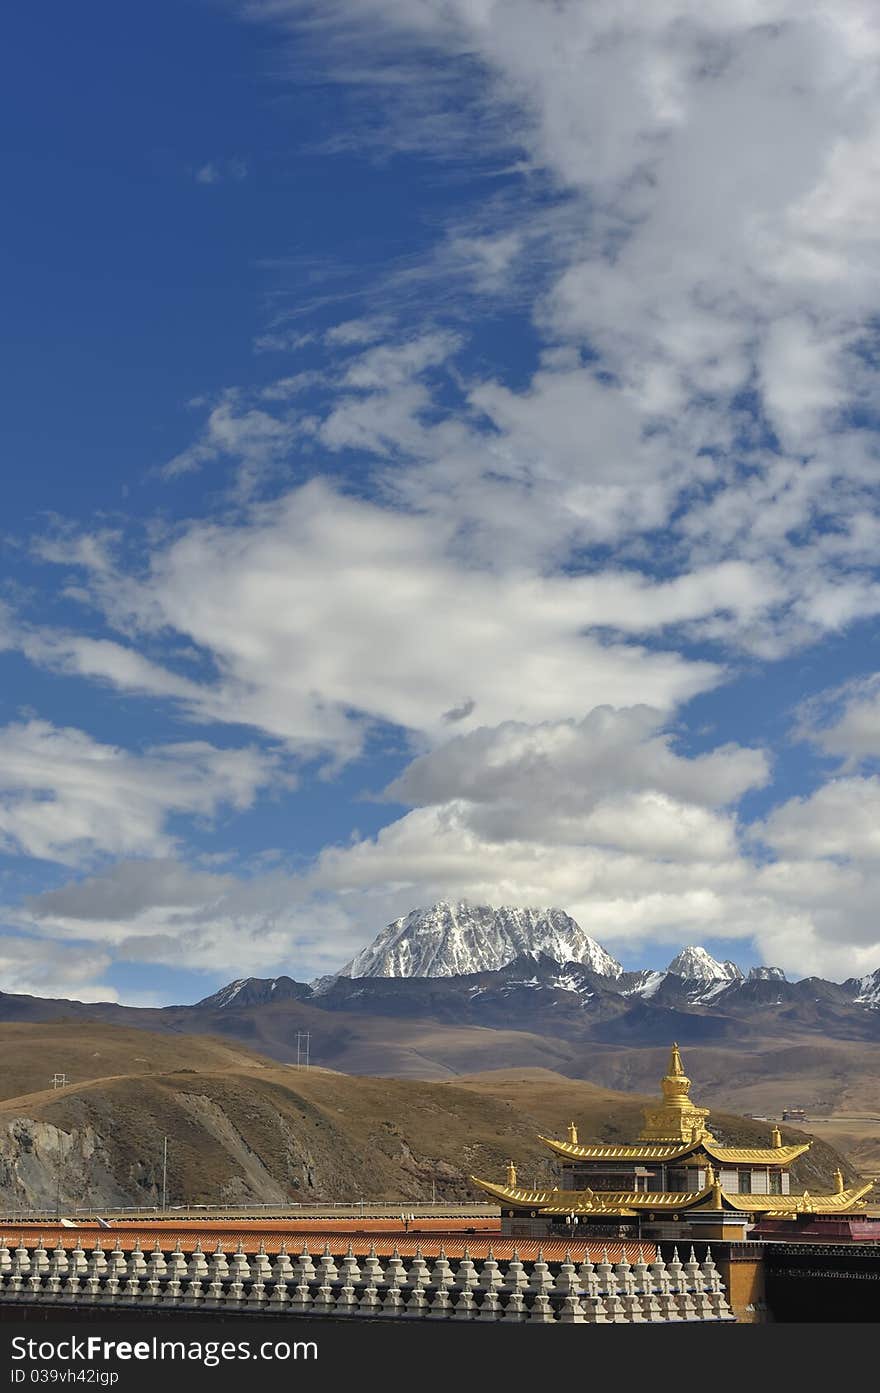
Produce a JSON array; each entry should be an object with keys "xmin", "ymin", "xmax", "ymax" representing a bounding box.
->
[{"xmin": 717, "ymin": 1253, "xmax": 768, "ymax": 1324}]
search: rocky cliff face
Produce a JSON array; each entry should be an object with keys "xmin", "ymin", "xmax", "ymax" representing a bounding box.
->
[
  {"xmin": 332, "ymin": 902, "xmax": 623, "ymax": 982},
  {"xmin": 0, "ymin": 1118, "xmax": 132, "ymax": 1212}
]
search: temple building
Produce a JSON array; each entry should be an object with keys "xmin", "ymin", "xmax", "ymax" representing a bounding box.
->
[{"xmin": 472, "ymin": 1043, "xmax": 873, "ymax": 1246}]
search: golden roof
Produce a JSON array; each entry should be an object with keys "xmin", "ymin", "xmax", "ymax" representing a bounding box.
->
[
  {"xmin": 538, "ymin": 1136, "xmax": 698, "ymax": 1162},
  {"xmin": 706, "ymin": 1144, "xmax": 810, "ymax": 1164},
  {"xmin": 469, "ymin": 1179, "xmax": 568, "ymax": 1207},
  {"xmin": 471, "ymin": 1174, "xmax": 874, "ymax": 1218},
  {"xmin": 472, "ymin": 1175, "xmax": 711, "ymax": 1212},
  {"xmin": 716, "ymin": 1183, "xmax": 873, "ymax": 1215},
  {"xmin": 540, "ymin": 1191, "xmax": 704, "ymax": 1216},
  {"xmin": 539, "ymin": 1135, "xmax": 810, "ymax": 1166}
]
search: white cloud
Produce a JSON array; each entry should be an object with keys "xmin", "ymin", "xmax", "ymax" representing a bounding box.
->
[
  {"xmin": 0, "ymin": 721, "xmax": 279, "ymax": 866},
  {"xmin": 387, "ymin": 705, "xmax": 768, "ymax": 830},
  {"xmin": 757, "ymin": 776, "xmax": 880, "ymax": 861},
  {"xmin": 227, "ymin": 0, "xmax": 880, "ymax": 658},
  {"xmin": 796, "ymin": 674, "xmax": 880, "ymax": 764},
  {"xmin": 1, "ymin": 620, "xmax": 204, "ymax": 706},
  {"xmin": 324, "ymin": 317, "xmax": 390, "ymax": 346},
  {"xmin": 0, "ymin": 936, "xmax": 117, "ymax": 1003},
  {"xmin": 758, "ymin": 316, "xmax": 852, "ymax": 452},
  {"xmin": 26, "ymin": 858, "xmax": 239, "ymax": 922},
  {"xmin": 308, "ymin": 802, "xmax": 758, "ymax": 945},
  {"xmin": 33, "ymin": 481, "xmax": 720, "ymax": 762},
  {"xmin": 162, "ymin": 394, "xmax": 296, "ymax": 491},
  {"xmin": 20, "ymin": 758, "xmax": 880, "ymax": 988},
  {"xmin": 23, "ymin": 859, "xmax": 363, "ymax": 979}
]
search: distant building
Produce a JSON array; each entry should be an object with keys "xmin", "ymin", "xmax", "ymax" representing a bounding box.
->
[{"xmin": 472, "ymin": 1043, "xmax": 871, "ymax": 1247}]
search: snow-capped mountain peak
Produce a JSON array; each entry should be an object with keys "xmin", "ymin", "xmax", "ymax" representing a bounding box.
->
[
  {"xmin": 335, "ymin": 902, "xmax": 623, "ymax": 981},
  {"xmin": 666, "ymin": 946, "xmax": 743, "ymax": 983},
  {"xmin": 748, "ymin": 966, "xmax": 787, "ymax": 982}
]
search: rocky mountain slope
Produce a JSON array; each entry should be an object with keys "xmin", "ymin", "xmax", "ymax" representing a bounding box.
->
[
  {"xmin": 0, "ymin": 1024, "xmax": 847, "ymax": 1213},
  {"xmin": 665, "ymin": 946, "xmax": 744, "ymax": 983},
  {"xmin": 1, "ymin": 904, "xmax": 880, "ymax": 1153},
  {"xmin": 333, "ymin": 902, "xmax": 623, "ymax": 981}
]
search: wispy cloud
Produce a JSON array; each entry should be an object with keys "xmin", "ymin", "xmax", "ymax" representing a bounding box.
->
[
  {"xmin": 9, "ymin": 0, "xmax": 880, "ymax": 993},
  {"xmin": 193, "ymin": 157, "xmax": 248, "ymax": 184},
  {"xmin": 0, "ymin": 719, "xmax": 281, "ymax": 866}
]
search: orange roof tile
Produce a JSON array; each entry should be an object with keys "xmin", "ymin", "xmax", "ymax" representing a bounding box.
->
[{"xmin": 0, "ymin": 1224, "xmax": 653, "ymax": 1265}]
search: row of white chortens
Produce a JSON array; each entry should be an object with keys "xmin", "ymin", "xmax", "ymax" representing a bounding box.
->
[{"xmin": 0, "ymin": 1237, "xmax": 733, "ymax": 1322}]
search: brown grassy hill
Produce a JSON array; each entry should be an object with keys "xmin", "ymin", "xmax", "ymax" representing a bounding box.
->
[
  {"xmin": 0, "ymin": 1025, "xmax": 854, "ymax": 1212},
  {"xmin": 8, "ymin": 986, "xmax": 880, "ymax": 1118},
  {"xmin": 558, "ymin": 1039, "xmax": 880, "ymax": 1115},
  {"xmin": 0, "ymin": 994, "xmax": 586, "ymax": 1081},
  {"xmin": 0, "ymin": 1023, "xmax": 272, "ymax": 1103}
]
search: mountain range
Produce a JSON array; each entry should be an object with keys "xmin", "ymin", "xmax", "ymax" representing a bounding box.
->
[
  {"xmin": 193, "ymin": 948, "xmax": 880, "ymax": 1042},
  {"xmin": 3, "ymin": 903, "xmax": 878, "ymax": 1192},
  {"xmin": 321, "ymin": 900, "xmax": 878, "ymax": 1005},
  {"xmin": 1, "ymin": 903, "xmax": 879, "ymax": 1062}
]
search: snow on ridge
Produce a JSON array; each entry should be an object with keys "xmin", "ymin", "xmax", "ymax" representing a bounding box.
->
[
  {"xmin": 337, "ymin": 902, "xmax": 623, "ymax": 981},
  {"xmin": 691, "ymin": 978, "xmax": 734, "ymax": 1003},
  {"xmin": 855, "ymin": 969, "xmax": 880, "ymax": 1007},
  {"xmin": 211, "ymin": 978, "xmax": 248, "ymax": 1007},
  {"xmin": 551, "ymin": 971, "xmax": 593, "ymax": 996},
  {"xmin": 623, "ymin": 970, "xmax": 666, "ymax": 999}
]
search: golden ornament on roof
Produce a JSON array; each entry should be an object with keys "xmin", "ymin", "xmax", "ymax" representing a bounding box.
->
[{"xmin": 638, "ymin": 1043, "xmax": 713, "ymax": 1143}]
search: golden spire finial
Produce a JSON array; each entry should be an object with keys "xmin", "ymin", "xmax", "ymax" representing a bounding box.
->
[
  {"xmin": 638, "ymin": 1041, "xmax": 712, "ymax": 1143},
  {"xmin": 703, "ymin": 1160, "xmax": 723, "ymax": 1209},
  {"xmin": 567, "ymin": 1121, "xmax": 578, "ymax": 1145},
  {"xmin": 834, "ymin": 1168, "xmax": 845, "ymax": 1194},
  {"xmin": 505, "ymin": 1159, "xmax": 517, "ymax": 1189},
  {"xmin": 771, "ymin": 1124, "xmax": 782, "ymax": 1148}
]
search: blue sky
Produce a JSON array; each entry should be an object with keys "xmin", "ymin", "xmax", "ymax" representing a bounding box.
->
[{"xmin": 3, "ymin": 1, "xmax": 880, "ymax": 1004}]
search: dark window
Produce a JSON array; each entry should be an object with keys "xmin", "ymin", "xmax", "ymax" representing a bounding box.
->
[
  {"xmin": 769, "ymin": 1171, "xmax": 782, "ymax": 1195},
  {"xmin": 738, "ymin": 1170, "xmax": 752, "ymax": 1193}
]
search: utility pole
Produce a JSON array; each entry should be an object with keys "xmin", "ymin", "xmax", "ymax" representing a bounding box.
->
[
  {"xmin": 55, "ymin": 1132, "xmax": 64, "ymax": 1219},
  {"xmin": 295, "ymin": 1032, "xmax": 311, "ymax": 1069},
  {"xmin": 161, "ymin": 1136, "xmax": 168, "ymax": 1211}
]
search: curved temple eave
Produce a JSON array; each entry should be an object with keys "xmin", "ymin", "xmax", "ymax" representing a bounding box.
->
[{"xmin": 537, "ymin": 1134, "xmax": 700, "ymax": 1162}]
